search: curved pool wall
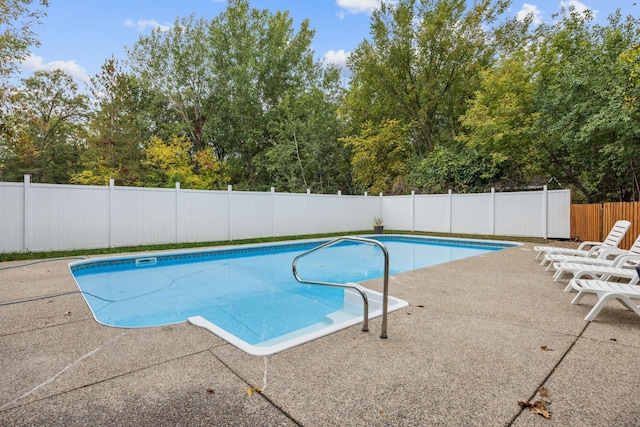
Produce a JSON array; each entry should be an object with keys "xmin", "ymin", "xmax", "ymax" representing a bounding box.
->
[{"xmin": 69, "ymin": 235, "xmax": 519, "ymax": 356}]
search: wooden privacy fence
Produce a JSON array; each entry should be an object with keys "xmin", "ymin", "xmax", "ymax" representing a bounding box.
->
[{"xmin": 571, "ymin": 202, "xmax": 640, "ymax": 250}]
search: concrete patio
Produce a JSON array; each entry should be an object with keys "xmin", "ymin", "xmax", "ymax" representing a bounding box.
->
[{"xmin": 1, "ymin": 241, "xmax": 639, "ymax": 426}]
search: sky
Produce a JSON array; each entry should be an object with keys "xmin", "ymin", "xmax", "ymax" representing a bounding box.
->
[{"xmin": 17, "ymin": 0, "xmax": 640, "ymax": 87}]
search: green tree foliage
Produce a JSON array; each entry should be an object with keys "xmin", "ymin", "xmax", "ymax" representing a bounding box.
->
[
  {"xmin": 343, "ymin": 119, "xmax": 412, "ymax": 194},
  {"xmin": 127, "ymin": 14, "xmax": 211, "ymax": 152},
  {"xmin": 410, "ymin": 144, "xmax": 514, "ymax": 193},
  {"xmin": 72, "ymin": 57, "xmax": 151, "ymax": 186},
  {"xmin": 140, "ymin": 135, "xmax": 227, "ymax": 189},
  {"xmin": 260, "ymin": 68, "xmax": 350, "ymax": 193},
  {"xmin": 127, "ymin": 0, "xmax": 344, "ymax": 192},
  {"xmin": 344, "ymin": 0, "xmax": 512, "ymax": 158},
  {"xmin": 203, "ymin": 0, "xmax": 326, "ymax": 187},
  {"xmin": 0, "ymin": 0, "xmax": 48, "ymax": 178},
  {"xmin": 1, "ymin": 69, "xmax": 88, "ymax": 182},
  {"xmin": 458, "ymin": 52, "xmax": 540, "ymax": 189},
  {"xmin": 531, "ymin": 8, "xmax": 640, "ymax": 202},
  {"xmin": 0, "ymin": 0, "xmax": 48, "ymax": 79}
]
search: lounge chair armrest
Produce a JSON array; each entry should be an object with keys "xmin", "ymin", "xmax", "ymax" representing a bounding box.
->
[
  {"xmin": 597, "ymin": 248, "xmax": 627, "ymax": 259},
  {"xmin": 576, "ymin": 241, "xmax": 603, "ymax": 250},
  {"xmin": 612, "ymin": 254, "xmax": 640, "ymax": 268},
  {"xmin": 585, "ymin": 244, "xmax": 606, "ymax": 256}
]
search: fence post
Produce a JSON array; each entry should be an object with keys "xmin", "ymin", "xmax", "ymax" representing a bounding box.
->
[
  {"xmin": 271, "ymin": 187, "xmax": 276, "ymax": 237},
  {"xmin": 448, "ymin": 189, "xmax": 453, "ymax": 233},
  {"xmin": 542, "ymin": 185, "xmax": 548, "ymax": 239},
  {"xmin": 175, "ymin": 182, "xmax": 181, "ymax": 244},
  {"xmin": 306, "ymin": 189, "xmax": 311, "ymax": 235},
  {"xmin": 411, "ymin": 190, "xmax": 416, "ymax": 232},
  {"xmin": 379, "ymin": 192, "xmax": 383, "ymax": 229},
  {"xmin": 23, "ymin": 174, "xmax": 31, "ymax": 252},
  {"xmin": 364, "ymin": 191, "xmax": 368, "ymax": 231},
  {"xmin": 490, "ymin": 188, "xmax": 496, "ymax": 236},
  {"xmin": 227, "ymin": 185, "xmax": 233, "ymax": 241},
  {"xmin": 338, "ymin": 190, "xmax": 343, "ymax": 232},
  {"xmin": 109, "ymin": 179, "xmax": 115, "ymax": 248}
]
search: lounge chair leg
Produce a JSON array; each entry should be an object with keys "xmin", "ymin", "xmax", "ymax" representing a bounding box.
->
[
  {"xmin": 584, "ymin": 295, "xmax": 611, "ymax": 321},
  {"xmin": 553, "ymin": 270, "xmax": 563, "ymax": 282},
  {"xmin": 584, "ymin": 293, "xmax": 640, "ymax": 321},
  {"xmin": 571, "ymin": 292, "xmax": 586, "ymax": 305}
]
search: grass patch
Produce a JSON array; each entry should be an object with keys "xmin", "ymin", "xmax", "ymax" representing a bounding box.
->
[{"xmin": 0, "ymin": 230, "xmax": 549, "ymax": 262}]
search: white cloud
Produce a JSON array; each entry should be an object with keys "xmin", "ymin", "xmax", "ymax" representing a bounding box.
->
[
  {"xmin": 124, "ymin": 19, "xmax": 172, "ymax": 32},
  {"xmin": 516, "ymin": 4, "xmax": 543, "ymax": 26},
  {"xmin": 323, "ymin": 49, "xmax": 349, "ymax": 68},
  {"xmin": 560, "ymin": 0, "xmax": 598, "ymax": 18},
  {"xmin": 18, "ymin": 54, "xmax": 90, "ymax": 84},
  {"xmin": 336, "ymin": 0, "xmax": 394, "ymax": 15}
]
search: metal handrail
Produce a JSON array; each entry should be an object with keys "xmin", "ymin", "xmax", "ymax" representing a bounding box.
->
[{"xmin": 292, "ymin": 236, "xmax": 390, "ymax": 338}]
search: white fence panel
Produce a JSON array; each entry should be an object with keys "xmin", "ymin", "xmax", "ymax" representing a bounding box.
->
[
  {"xmin": 179, "ymin": 189, "xmax": 230, "ymax": 243},
  {"xmin": 273, "ymin": 192, "xmax": 309, "ymax": 237},
  {"xmin": 308, "ymin": 194, "xmax": 342, "ymax": 234},
  {"xmin": 340, "ymin": 195, "xmax": 369, "ymax": 232},
  {"xmin": 365, "ymin": 195, "xmax": 382, "ymax": 230},
  {"xmin": 382, "ymin": 195, "xmax": 413, "ymax": 231},
  {"xmin": 414, "ymin": 194, "xmax": 450, "ymax": 233},
  {"xmin": 451, "ymin": 193, "xmax": 493, "ymax": 235},
  {"xmin": 0, "ymin": 183, "xmax": 25, "ymax": 253},
  {"xmin": 495, "ymin": 191, "xmax": 544, "ymax": 237},
  {"xmin": 547, "ymin": 190, "xmax": 571, "ymax": 239},
  {"xmin": 29, "ymin": 184, "xmax": 109, "ymax": 251},
  {"xmin": 229, "ymin": 191, "xmax": 273, "ymax": 240},
  {"xmin": 111, "ymin": 187, "xmax": 176, "ymax": 247}
]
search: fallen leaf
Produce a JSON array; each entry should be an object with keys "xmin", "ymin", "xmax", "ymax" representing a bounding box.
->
[
  {"xmin": 247, "ymin": 387, "xmax": 262, "ymax": 396},
  {"xmin": 538, "ymin": 386, "xmax": 550, "ymax": 400},
  {"xmin": 519, "ymin": 399, "xmax": 551, "ymax": 419},
  {"xmin": 540, "ymin": 345, "xmax": 553, "ymax": 351}
]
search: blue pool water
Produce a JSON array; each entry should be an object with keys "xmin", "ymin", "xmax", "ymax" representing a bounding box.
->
[{"xmin": 70, "ymin": 235, "xmax": 515, "ymax": 354}]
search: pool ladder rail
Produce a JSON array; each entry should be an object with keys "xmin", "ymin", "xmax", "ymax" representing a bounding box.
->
[{"xmin": 291, "ymin": 236, "xmax": 390, "ymax": 339}]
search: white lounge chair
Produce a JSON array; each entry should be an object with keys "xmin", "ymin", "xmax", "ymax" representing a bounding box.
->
[
  {"xmin": 550, "ymin": 234, "xmax": 640, "ymax": 280},
  {"xmin": 557, "ymin": 261, "xmax": 640, "ymax": 288},
  {"xmin": 567, "ymin": 278, "xmax": 640, "ymax": 321},
  {"xmin": 534, "ymin": 219, "xmax": 631, "ymax": 264}
]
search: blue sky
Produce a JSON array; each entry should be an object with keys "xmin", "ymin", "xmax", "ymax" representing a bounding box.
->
[{"xmin": 17, "ymin": 0, "xmax": 640, "ymax": 86}]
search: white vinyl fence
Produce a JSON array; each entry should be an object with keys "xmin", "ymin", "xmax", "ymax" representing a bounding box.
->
[{"xmin": 0, "ymin": 175, "xmax": 570, "ymax": 253}]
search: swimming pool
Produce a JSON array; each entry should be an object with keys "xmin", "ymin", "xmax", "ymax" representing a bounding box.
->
[{"xmin": 69, "ymin": 235, "xmax": 516, "ymax": 355}]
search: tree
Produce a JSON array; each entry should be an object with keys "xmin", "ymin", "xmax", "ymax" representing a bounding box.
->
[
  {"xmin": 127, "ymin": 0, "xmax": 342, "ymax": 191},
  {"xmin": 0, "ymin": 0, "xmax": 48, "ymax": 79},
  {"xmin": 203, "ymin": 0, "xmax": 321, "ymax": 186},
  {"xmin": 73, "ymin": 56, "xmax": 165, "ymax": 186},
  {"xmin": 127, "ymin": 14, "xmax": 211, "ymax": 152},
  {"xmin": 458, "ymin": 52, "xmax": 541, "ymax": 189},
  {"xmin": 0, "ymin": 0, "xmax": 49, "ymax": 179},
  {"xmin": 260, "ymin": 67, "xmax": 350, "ymax": 193},
  {"xmin": 342, "ymin": 119, "xmax": 412, "ymax": 194},
  {"xmin": 343, "ymin": 0, "xmax": 512, "ymax": 158},
  {"xmin": 531, "ymin": 8, "xmax": 640, "ymax": 202},
  {"xmin": 2, "ymin": 69, "xmax": 88, "ymax": 183},
  {"xmin": 140, "ymin": 135, "xmax": 226, "ymax": 189}
]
